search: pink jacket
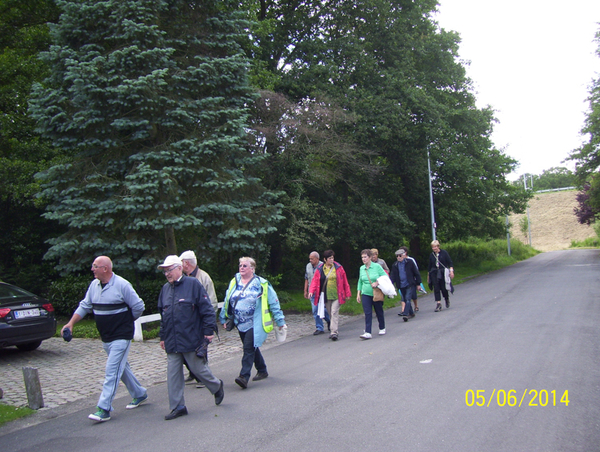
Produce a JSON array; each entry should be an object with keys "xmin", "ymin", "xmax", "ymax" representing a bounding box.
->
[{"xmin": 309, "ymin": 262, "xmax": 352, "ymax": 305}]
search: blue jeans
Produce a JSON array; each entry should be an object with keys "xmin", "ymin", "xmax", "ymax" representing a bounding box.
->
[
  {"xmin": 400, "ymin": 286, "xmax": 415, "ymax": 316},
  {"xmin": 311, "ymin": 296, "xmax": 330, "ymax": 331},
  {"xmin": 361, "ymin": 294, "xmax": 385, "ymax": 334},
  {"xmin": 98, "ymin": 339, "xmax": 146, "ymax": 412},
  {"xmin": 238, "ymin": 328, "xmax": 267, "ymax": 380}
]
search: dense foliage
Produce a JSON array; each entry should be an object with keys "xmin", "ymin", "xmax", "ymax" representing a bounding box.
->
[
  {"xmin": 244, "ymin": 0, "xmax": 529, "ymax": 275},
  {"xmin": 570, "ymin": 28, "xmax": 600, "ymax": 224},
  {"xmin": 0, "ymin": 0, "xmax": 62, "ymax": 293},
  {"xmin": 1, "ymin": 0, "xmax": 534, "ymax": 294}
]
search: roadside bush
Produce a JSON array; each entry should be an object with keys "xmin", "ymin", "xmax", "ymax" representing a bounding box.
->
[
  {"xmin": 48, "ymin": 274, "xmax": 91, "ymax": 317},
  {"xmin": 134, "ymin": 278, "xmax": 165, "ymax": 314},
  {"xmin": 443, "ymin": 238, "xmax": 538, "ymax": 271},
  {"xmin": 570, "ymin": 237, "xmax": 600, "ymax": 248}
]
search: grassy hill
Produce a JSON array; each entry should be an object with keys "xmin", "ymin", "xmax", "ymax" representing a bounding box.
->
[{"xmin": 508, "ymin": 190, "xmax": 596, "ymax": 252}]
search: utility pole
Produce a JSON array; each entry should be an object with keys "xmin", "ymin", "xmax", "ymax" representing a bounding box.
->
[
  {"xmin": 427, "ymin": 148, "xmax": 436, "ymax": 241},
  {"xmin": 523, "ymin": 175, "xmax": 532, "ymax": 246}
]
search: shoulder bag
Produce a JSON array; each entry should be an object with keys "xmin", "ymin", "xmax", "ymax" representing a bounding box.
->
[{"xmin": 365, "ymin": 267, "xmax": 385, "ymax": 302}]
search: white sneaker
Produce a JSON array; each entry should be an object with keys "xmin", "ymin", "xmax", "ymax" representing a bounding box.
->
[
  {"xmin": 359, "ymin": 332, "xmax": 372, "ymax": 340},
  {"xmin": 379, "ymin": 329, "xmax": 386, "ymax": 335}
]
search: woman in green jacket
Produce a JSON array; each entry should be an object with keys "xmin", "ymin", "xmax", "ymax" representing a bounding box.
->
[{"xmin": 356, "ymin": 249, "xmax": 387, "ymax": 340}]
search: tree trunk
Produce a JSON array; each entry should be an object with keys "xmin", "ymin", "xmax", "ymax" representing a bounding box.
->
[{"xmin": 164, "ymin": 226, "xmax": 177, "ymax": 256}]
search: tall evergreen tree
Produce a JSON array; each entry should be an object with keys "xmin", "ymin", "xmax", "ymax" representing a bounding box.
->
[{"xmin": 30, "ymin": 0, "xmax": 282, "ymax": 273}]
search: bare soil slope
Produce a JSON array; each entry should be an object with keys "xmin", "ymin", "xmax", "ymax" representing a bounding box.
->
[{"xmin": 508, "ymin": 190, "xmax": 596, "ymax": 252}]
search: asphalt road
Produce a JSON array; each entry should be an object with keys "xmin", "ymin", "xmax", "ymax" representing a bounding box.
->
[{"xmin": 1, "ymin": 249, "xmax": 599, "ymax": 452}]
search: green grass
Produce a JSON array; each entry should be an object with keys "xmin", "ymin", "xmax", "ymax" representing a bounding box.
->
[
  {"xmin": 54, "ymin": 318, "xmax": 99, "ymax": 338},
  {"xmin": 0, "ymin": 403, "xmax": 34, "ymax": 426},
  {"xmin": 570, "ymin": 236, "xmax": 600, "ymax": 248},
  {"xmin": 55, "ymin": 317, "xmax": 161, "ymax": 340}
]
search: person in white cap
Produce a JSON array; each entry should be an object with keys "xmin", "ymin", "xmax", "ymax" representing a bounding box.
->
[
  {"xmin": 157, "ymin": 255, "xmax": 224, "ymax": 420},
  {"xmin": 179, "ymin": 250, "xmax": 219, "ymax": 388},
  {"xmin": 179, "ymin": 250, "xmax": 218, "ymax": 312},
  {"xmin": 179, "ymin": 250, "xmax": 218, "ymax": 387}
]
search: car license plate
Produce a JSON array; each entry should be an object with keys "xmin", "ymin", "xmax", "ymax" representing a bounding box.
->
[{"xmin": 15, "ymin": 308, "xmax": 40, "ymax": 319}]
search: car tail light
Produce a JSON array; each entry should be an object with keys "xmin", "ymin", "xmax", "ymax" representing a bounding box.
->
[
  {"xmin": 0, "ymin": 308, "xmax": 10, "ymax": 318},
  {"xmin": 43, "ymin": 303, "xmax": 55, "ymax": 312}
]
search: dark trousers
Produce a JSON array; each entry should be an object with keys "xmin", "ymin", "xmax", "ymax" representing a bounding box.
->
[
  {"xmin": 431, "ymin": 272, "xmax": 449, "ymax": 302},
  {"xmin": 400, "ymin": 286, "xmax": 415, "ymax": 316},
  {"xmin": 238, "ymin": 328, "xmax": 267, "ymax": 380},
  {"xmin": 361, "ymin": 294, "xmax": 385, "ymax": 334}
]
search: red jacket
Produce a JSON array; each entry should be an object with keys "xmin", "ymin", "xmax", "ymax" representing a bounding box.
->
[{"xmin": 309, "ymin": 262, "xmax": 352, "ymax": 305}]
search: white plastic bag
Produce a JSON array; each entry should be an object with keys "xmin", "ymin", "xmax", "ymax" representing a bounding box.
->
[
  {"xmin": 317, "ymin": 292, "xmax": 325, "ymax": 318},
  {"xmin": 377, "ymin": 274, "xmax": 396, "ymax": 297},
  {"xmin": 275, "ymin": 324, "xmax": 288, "ymax": 342}
]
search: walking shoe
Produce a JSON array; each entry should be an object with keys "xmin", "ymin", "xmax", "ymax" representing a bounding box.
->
[
  {"xmin": 445, "ymin": 298, "xmax": 450, "ymax": 309},
  {"xmin": 88, "ymin": 407, "xmax": 111, "ymax": 422},
  {"xmin": 378, "ymin": 328, "xmax": 386, "ymax": 335},
  {"xmin": 195, "ymin": 383, "xmax": 206, "ymax": 389},
  {"xmin": 252, "ymin": 372, "xmax": 269, "ymax": 382},
  {"xmin": 403, "ymin": 316, "xmax": 408, "ymax": 322},
  {"xmin": 214, "ymin": 380, "xmax": 224, "ymax": 405},
  {"xmin": 184, "ymin": 373, "xmax": 196, "ymax": 385},
  {"xmin": 359, "ymin": 332, "xmax": 372, "ymax": 340},
  {"xmin": 126, "ymin": 394, "xmax": 148, "ymax": 409},
  {"xmin": 415, "ymin": 307, "xmax": 419, "ymax": 312},
  {"xmin": 235, "ymin": 376, "xmax": 248, "ymax": 389},
  {"xmin": 313, "ymin": 329, "xmax": 325, "ymax": 335},
  {"xmin": 435, "ymin": 303, "xmax": 442, "ymax": 312},
  {"xmin": 164, "ymin": 406, "xmax": 188, "ymax": 420},
  {"xmin": 329, "ymin": 333, "xmax": 338, "ymax": 341}
]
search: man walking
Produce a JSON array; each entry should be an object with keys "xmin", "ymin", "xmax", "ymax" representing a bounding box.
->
[
  {"xmin": 180, "ymin": 250, "xmax": 218, "ymax": 311},
  {"xmin": 157, "ymin": 255, "xmax": 224, "ymax": 420},
  {"xmin": 179, "ymin": 250, "xmax": 218, "ymax": 388},
  {"xmin": 304, "ymin": 251, "xmax": 330, "ymax": 335},
  {"xmin": 390, "ymin": 248, "xmax": 422, "ymax": 322},
  {"xmin": 61, "ymin": 256, "xmax": 148, "ymax": 422}
]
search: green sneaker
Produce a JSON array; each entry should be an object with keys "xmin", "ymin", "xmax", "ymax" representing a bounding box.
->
[
  {"xmin": 126, "ymin": 394, "xmax": 148, "ymax": 409},
  {"xmin": 88, "ymin": 407, "xmax": 111, "ymax": 422}
]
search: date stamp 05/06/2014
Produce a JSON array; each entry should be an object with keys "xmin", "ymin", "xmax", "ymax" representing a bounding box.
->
[{"xmin": 465, "ymin": 389, "xmax": 570, "ymax": 407}]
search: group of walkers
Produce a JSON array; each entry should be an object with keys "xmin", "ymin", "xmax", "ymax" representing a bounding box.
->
[
  {"xmin": 62, "ymin": 252, "xmax": 286, "ymax": 422},
  {"xmin": 304, "ymin": 241, "xmax": 455, "ymax": 341},
  {"xmin": 60, "ymin": 240, "xmax": 453, "ymax": 423}
]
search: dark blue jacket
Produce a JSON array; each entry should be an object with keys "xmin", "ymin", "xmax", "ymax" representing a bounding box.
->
[
  {"xmin": 158, "ymin": 276, "xmax": 216, "ymax": 354},
  {"xmin": 390, "ymin": 258, "xmax": 422, "ymax": 289}
]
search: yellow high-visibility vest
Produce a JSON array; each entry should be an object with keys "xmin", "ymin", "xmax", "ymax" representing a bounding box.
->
[{"xmin": 224, "ymin": 277, "xmax": 273, "ymax": 333}]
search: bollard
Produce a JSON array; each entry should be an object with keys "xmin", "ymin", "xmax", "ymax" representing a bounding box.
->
[{"xmin": 22, "ymin": 367, "xmax": 44, "ymax": 410}]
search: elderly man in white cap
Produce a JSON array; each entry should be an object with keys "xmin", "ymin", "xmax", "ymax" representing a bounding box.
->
[
  {"xmin": 179, "ymin": 250, "xmax": 218, "ymax": 312},
  {"xmin": 179, "ymin": 250, "xmax": 218, "ymax": 387},
  {"xmin": 157, "ymin": 255, "xmax": 224, "ymax": 420}
]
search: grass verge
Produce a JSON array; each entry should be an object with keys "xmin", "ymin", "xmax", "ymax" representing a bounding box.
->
[{"xmin": 0, "ymin": 403, "xmax": 34, "ymax": 427}]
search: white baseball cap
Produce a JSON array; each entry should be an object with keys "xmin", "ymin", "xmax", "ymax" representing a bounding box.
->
[
  {"xmin": 179, "ymin": 250, "xmax": 196, "ymax": 261},
  {"xmin": 157, "ymin": 255, "xmax": 182, "ymax": 268}
]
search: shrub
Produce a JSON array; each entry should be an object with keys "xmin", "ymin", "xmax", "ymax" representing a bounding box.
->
[{"xmin": 48, "ymin": 274, "xmax": 92, "ymax": 317}]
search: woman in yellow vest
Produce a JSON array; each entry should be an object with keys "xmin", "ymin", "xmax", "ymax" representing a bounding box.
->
[{"xmin": 220, "ymin": 256, "xmax": 286, "ymax": 389}]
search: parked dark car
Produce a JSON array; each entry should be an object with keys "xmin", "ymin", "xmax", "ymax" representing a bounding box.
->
[{"xmin": 0, "ymin": 282, "xmax": 57, "ymax": 351}]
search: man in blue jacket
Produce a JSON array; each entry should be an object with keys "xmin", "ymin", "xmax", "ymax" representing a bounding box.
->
[
  {"xmin": 390, "ymin": 247, "xmax": 422, "ymax": 322},
  {"xmin": 158, "ymin": 255, "xmax": 224, "ymax": 420}
]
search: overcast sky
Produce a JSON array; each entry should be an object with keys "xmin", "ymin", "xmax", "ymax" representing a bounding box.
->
[{"xmin": 435, "ymin": 0, "xmax": 600, "ymax": 180}]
